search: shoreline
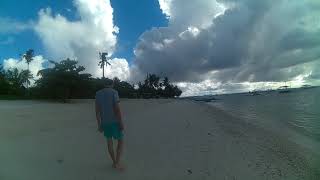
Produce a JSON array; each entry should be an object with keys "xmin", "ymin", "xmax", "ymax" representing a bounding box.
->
[
  {"xmin": 1, "ymin": 99, "xmax": 319, "ymax": 179},
  {"xmin": 196, "ymin": 100, "xmax": 320, "ymax": 177},
  {"xmin": 204, "ymin": 100, "xmax": 320, "ymax": 156}
]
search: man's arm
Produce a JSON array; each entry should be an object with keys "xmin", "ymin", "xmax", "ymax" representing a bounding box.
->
[
  {"xmin": 114, "ymin": 102, "xmax": 124, "ymax": 131},
  {"xmin": 95, "ymin": 100, "xmax": 102, "ymax": 131}
]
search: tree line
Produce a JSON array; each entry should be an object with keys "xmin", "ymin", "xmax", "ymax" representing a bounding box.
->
[{"xmin": 0, "ymin": 50, "xmax": 182, "ymax": 100}]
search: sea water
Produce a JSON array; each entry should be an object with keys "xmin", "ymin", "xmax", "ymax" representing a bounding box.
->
[{"xmin": 208, "ymin": 87, "xmax": 320, "ymax": 152}]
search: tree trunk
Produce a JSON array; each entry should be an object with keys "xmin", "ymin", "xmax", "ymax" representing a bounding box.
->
[
  {"xmin": 102, "ymin": 65, "xmax": 105, "ymax": 79},
  {"xmin": 27, "ymin": 63, "xmax": 30, "ymax": 89}
]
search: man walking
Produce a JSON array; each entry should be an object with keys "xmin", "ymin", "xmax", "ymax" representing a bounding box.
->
[{"xmin": 95, "ymin": 79, "xmax": 124, "ymax": 170}]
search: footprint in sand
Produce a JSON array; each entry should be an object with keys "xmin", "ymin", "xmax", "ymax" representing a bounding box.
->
[{"xmin": 57, "ymin": 159, "xmax": 64, "ymax": 164}]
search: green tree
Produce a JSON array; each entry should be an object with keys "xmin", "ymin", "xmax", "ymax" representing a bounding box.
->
[
  {"xmin": 113, "ymin": 77, "xmax": 135, "ymax": 98},
  {"xmin": 6, "ymin": 68, "xmax": 31, "ymax": 87},
  {"xmin": 0, "ymin": 65, "xmax": 10, "ymax": 95},
  {"xmin": 4, "ymin": 68, "xmax": 31, "ymax": 95},
  {"xmin": 22, "ymin": 49, "xmax": 34, "ymax": 88},
  {"xmin": 137, "ymin": 74, "xmax": 158, "ymax": 98},
  {"xmin": 137, "ymin": 74, "xmax": 182, "ymax": 98},
  {"xmin": 36, "ymin": 58, "xmax": 92, "ymax": 101},
  {"xmin": 161, "ymin": 77, "xmax": 182, "ymax": 98},
  {"xmin": 146, "ymin": 74, "xmax": 161, "ymax": 89},
  {"xmin": 19, "ymin": 70, "xmax": 33, "ymax": 87},
  {"xmin": 98, "ymin": 52, "xmax": 111, "ymax": 79}
]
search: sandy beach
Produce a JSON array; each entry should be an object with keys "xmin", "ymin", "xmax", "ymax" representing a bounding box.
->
[{"xmin": 0, "ymin": 99, "xmax": 319, "ymax": 180}]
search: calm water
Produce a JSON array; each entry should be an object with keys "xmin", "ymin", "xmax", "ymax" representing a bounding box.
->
[{"xmin": 208, "ymin": 87, "xmax": 320, "ymax": 142}]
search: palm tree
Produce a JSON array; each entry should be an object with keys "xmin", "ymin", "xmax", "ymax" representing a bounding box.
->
[
  {"xmin": 6, "ymin": 68, "xmax": 32, "ymax": 88},
  {"xmin": 98, "ymin": 52, "xmax": 111, "ymax": 79},
  {"xmin": 19, "ymin": 70, "xmax": 33, "ymax": 88},
  {"xmin": 22, "ymin": 49, "xmax": 34, "ymax": 88}
]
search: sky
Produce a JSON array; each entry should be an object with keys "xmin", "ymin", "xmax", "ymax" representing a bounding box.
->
[{"xmin": 1, "ymin": 0, "xmax": 320, "ymax": 96}]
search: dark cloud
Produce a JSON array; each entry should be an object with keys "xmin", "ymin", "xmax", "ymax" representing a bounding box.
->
[
  {"xmin": 279, "ymin": 30, "xmax": 320, "ymax": 51},
  {"xmin": 131, "ymin": 0, "xmax": 320, "ymax": 89}
]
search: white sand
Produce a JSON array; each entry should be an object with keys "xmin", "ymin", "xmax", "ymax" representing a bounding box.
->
[{"xmin": 0, "ymin": 99, "xmax": 319, "ymax": 180}]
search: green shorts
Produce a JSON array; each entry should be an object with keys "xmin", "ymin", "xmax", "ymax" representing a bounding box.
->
[{"xmin": 102, "ymin": 122, "xmax": 123, "ymax": 140}]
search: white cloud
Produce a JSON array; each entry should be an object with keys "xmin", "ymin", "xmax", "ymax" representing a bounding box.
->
[
  {"xmin": 159, "ymin": 0, "xmax": 225, "ymax": 29},
  {"xmin": 158, "ymin": 0, "xmax": 172, "ymax": 18},
  {"xmin": 131, "ymin": 0, "xmax": 320, "ymax": 95},
  {"xmin": 103, "ymin": 58, "xmax": 130, "ymax": 81},
  {"xmin": 179, "ymin": 27, "xmax": 200, "ymax": 39},
  {"xmin": 178, "ymin": 79, "xmax": 311, "ymax": 97},
  {"xmin": 3, "ymin": 55, "xmax": 47, "ymax": 80},
  {"xmin": 34, "ymin": 0, "xmax": 129, "ymax": 80},
  {"xmin": 2, "ymin": 0, "xmax": 319, "ymax": 96}
]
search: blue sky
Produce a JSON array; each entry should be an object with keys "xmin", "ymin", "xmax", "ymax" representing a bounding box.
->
[
  {"xmin": 0, "ymin": 0, "xmax": 167, "ymax": 63},
  {"xmin": 1, "ymin": 0, "xmax": 319, "ymax": 96},
  {"xmin": 110, "ymin": 0, "xmax": 167, "ymax": 62},
  {"xmin": 0, "ymin": 0, "xmax": 75, "ymax": 60}
]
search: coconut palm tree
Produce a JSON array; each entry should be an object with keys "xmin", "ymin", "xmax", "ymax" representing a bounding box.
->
[
  {"xmin": 98, "ymin": 52, "xmax": 111, "ymax": 79},
  {"xmin": 6, "ymin": 68, "xmax": 32, "ymax": 88},
  {"xmin": 22, "ymin": 49, "xmax": 34, "ymax": 88},
  {"xmin": 19, "ymin": 70, "xmax": 33, "ymax": 88}
]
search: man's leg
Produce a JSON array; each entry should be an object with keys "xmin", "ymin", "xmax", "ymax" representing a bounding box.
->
[
  {"xmin": 115, "ymin": 139, "xmax": 124, "ymax": 169},
  {"xmin": 107, "ymin": 139, "xmax": 116, "ymax": 166}
]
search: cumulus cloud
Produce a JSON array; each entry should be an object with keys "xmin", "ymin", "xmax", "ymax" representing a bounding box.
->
[
  {"xmin": 131, "ymin": 0, "xmax": 320, "ymax": 95},
  {"xmin": 34, "ymin": 0, "xmax": 130, "ymax": 80},
  {"xmin": 104, "ymin": 58, "xmax": 130, "ymax": 80},
  {"xmin": 159, "ymin": 0, "xmax": 225, "ymax": 29},
  {"xmin": 158, "ymin": 0, "xmax": 172, "ymax": 18},
  {"xmin": 3, "ymin": 55, "xmax": 47, "ymax": 81}
]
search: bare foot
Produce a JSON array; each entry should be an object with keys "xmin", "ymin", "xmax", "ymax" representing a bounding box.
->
[
  {"xmin": 112, "ymin": 163, "xmax": 117, "ymax": 169},
  {"xmin": 114, "ymin": 163, "xmax": 125, "ymax": 171}
]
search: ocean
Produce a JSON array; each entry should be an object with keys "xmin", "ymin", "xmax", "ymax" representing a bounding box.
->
[{"xmin": 207, "ymin": 87, "xmax": 320, "ymax": 152}]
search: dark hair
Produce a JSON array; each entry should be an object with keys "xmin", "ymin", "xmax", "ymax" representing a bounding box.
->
[{"xmin": 103, "ymin": 78, "xmax": 114, "ymax": 87}]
